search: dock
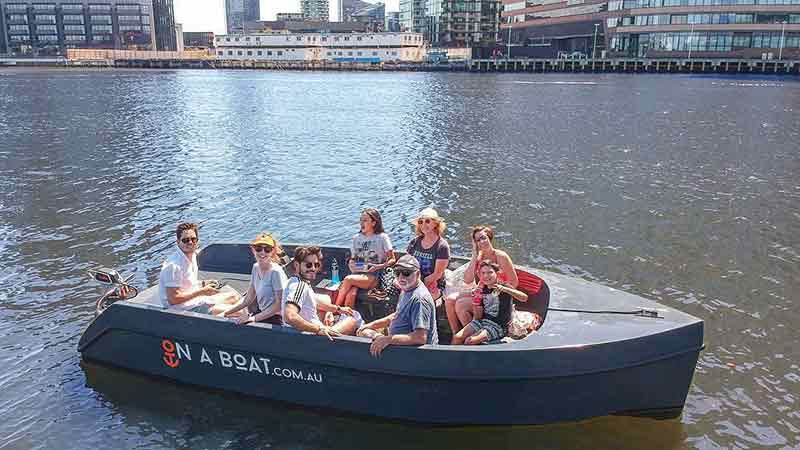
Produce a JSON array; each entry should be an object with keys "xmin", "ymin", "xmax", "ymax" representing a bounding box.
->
[{"xmin": 4, "ymin": 55, "xmax": 798, "ymax": 75}]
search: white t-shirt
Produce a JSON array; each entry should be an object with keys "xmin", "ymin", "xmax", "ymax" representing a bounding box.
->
[
  {"xmin": 281, "ymin": 277, "xmax": 322, "ymax": 328},
  {"xmin": 351, "ymin": 232, "xmax": 393, "ymax": 267},
  {"xmin": 159, "ymin": 247, "xmax": 210, "ymax": 310},
  {"xmin": 251, "ymin": 261, "xmax": 289, "ymax": 312}
]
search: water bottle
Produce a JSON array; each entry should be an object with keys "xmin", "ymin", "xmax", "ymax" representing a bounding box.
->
[{"xmin": 331, "ymin": 259, "xmax": 340, "ymax": 284}]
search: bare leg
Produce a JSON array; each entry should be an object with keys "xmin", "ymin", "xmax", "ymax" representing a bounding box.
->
[
  {"xmin": 331, "ymin": 317, "xmax": 359, "ymax": 336},
  {"xmin": 452, "ymin": 323, "xmax": 477, "ymax": 345},
  {"xmin": 455, "ymin": 296, "xmax": 474, "ymax": 328},
  {"xmin": 445, "ymin": 292, "xmax": 468, "ymax": 334},
  {"xmin": 339, "ymin": 274, "xmax": 377, "ymax": 308},
  {"xmin": 464, "ymin": 329, "xmax": 490, "ymax": 345}
]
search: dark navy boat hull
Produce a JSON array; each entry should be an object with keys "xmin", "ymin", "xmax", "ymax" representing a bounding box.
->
[{"xmin": 78, "ymin": 243, "xmax": 704, "ymax": 425}]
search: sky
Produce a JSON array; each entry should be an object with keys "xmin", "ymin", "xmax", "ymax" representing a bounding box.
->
[{"xmin": 174, "ymin": 0, "xmax": 398, "ymax": 34}]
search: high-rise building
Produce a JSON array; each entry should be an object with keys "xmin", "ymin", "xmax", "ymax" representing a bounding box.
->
[
  {"xmin": 152, "ymin": 0, "xmax": 175, "ymax": 50},
  {"xmin": 0, "ymin": 0, "xmax": 156, "ymax": 56},
  {"xmin": 301, "ymin": 0, "xmax": 329, "ymax": 21},
  {"xmin": 428, "ymin": 0, "xmax": 500, "ymax": 46},
  {"xmin": 399, "ymin": 0, "xmax": 426, "ymax": 33},
  {"xmin": 225, "ymin": 0, "xmax": 259, "ymax": 34},
  {"xmin": 385, "ymin": 11, "xmax": 400, "ymax": 32}
]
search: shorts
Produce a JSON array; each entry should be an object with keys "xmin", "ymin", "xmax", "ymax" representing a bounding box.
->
[
  {"xmin": 174, "ymin": 296, "xmax": 215, "ymax": 314},
  {"xmin": 334, "ymin": 310, "xmax": 364, "ymax": 328},
  {"xmin": 467, "ymin": 319, "xmax": 505, "ymax": 342}
]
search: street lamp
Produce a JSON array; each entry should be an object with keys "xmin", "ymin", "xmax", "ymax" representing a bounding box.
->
[
  {"xmin": 779, "ymin": 20, "xmax": 787, "ymax": 60},
  {"xmin": 592, "ymin": 23, "xmax": 599, "ymax": 59}
]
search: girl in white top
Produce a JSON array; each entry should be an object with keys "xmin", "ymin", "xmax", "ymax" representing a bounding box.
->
[
  {"xmin": 335, "ymin": 208, "xmax": 396, "ymax": 309},
  {"xmin": 224, "ymin": 233, "xmax": 288, "ymax": 325}
]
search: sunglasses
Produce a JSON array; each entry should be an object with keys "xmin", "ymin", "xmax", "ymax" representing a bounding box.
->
[
  {"xmin": 475, "ymin": 235, "xmax": 489, "ymax": 242},
  {"xmin": 417, "ymin": 218, "xmax": 435, "ymax": 225},
  {"xmin": 252, "ymin": 245, "xmax": 273, "ymax": 253},
  {"xmin": 395, "ymin": 269, "xmax": 416, "ymax": 277},
  {"xmin": 303, "ymin": 262, "xmax": 321, "ymax": 270},
  {"xmin": 181, "ymin": 237, "xmax": 198, "ymax": 244}
]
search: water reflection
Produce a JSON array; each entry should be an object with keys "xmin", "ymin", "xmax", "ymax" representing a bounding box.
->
[{"xmin": 82, "ymin": 362, "xmax": 686, "ymax": 450}]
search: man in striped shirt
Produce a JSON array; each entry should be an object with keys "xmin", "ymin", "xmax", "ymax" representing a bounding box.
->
[{"xmin": 281, "ymin": 246, "xmax": 361, "ymax": 338}]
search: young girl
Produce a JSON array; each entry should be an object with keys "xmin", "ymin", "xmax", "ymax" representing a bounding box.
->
[
  {"xmin": 445, "ymin": 225, "xmax": 518, "ymax": 334},
  {"xmin": 452, "ymin": 260, "xmax": 527, "ymax": 345},
  {"xmin": 335, "ymin": 208, "xmax": 396, "ymax": 308},
  {"xmin": 223, "ymin": 233, "xmax": 288, "ymax": 325}
]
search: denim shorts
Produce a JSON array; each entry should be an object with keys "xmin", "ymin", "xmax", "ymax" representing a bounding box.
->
[{"xmin": 467, "ymin": 319, "xmax": 505, "ymax": 341}]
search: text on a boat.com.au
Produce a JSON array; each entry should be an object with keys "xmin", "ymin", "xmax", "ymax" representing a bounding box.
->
[{"xmin": 161, "ymin": 339, "xmax": 324, "ymax": 383}]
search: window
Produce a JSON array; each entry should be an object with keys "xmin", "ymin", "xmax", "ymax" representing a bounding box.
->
[
  {"xmin": 247, "ymin": 50, "xmax": 252, "ymax": 56},
  {"xmin": 235, "ymin": 37, "xmax": 240, "ymax": 41},
  {"xmin": 64, "ymin": 25, "xmax": 85, "ymax": 32},
  {"xmin": 255, "ymin": 36, "xmax": 260, "ymax": 41},
  {"xmin": 228, "ymin": 50, "xmax": 233, "ymax": 55},
  {"xmin": 65, "ymin": 35, "xmax": 86, "ymax": 41},
  {"xmin": 119, "ymin": 25, "xmax": 141, "ymax": 31},
  {"xmin": 267, "ymin": 51, "xmax": 272, "ymax": 55},
  {"xmin": 37, "ymin": 25, "xmax": 57, "ymax": 32},
  {"xmin": 218, "ymin": 51, "xmax": 223, "ymax": 56},
  {"xmin": 347, "ymin": 51, "xmax": 352, "ymax": 55},
  {"xmin": 257, "ymin": 50, "xmax": 262, "ymax": 55},
  {"xmin": 372, "ymin": 51, "xmax": 377, "ymax": 55},
  {"xmin": 327, "ymin": 51, "xmax": 332, "ymax": 55},
  {"xmin": 357, "ymin": 51, "xmax": 362, "ymax": 55},
  {"xmin": 277, "ymin": 51, "xmax": 282, "ymax": 55},
  {"xmin": 62, "ymin": 4, "xmax": 84, "ymax": 11},
  {"xmin": 92, "ymin": 25, "xmax": 112, "ymax": 32},
  {"xmin": 296, "ymin": 36, "xmax": 302, "ymax": 41},
  {"xmin": 245, "ymin": 36, "xmax": 250, "ymax": 41},
  {"xmin": 226, "ymin": 37, "xmax": 231, "ymax": 41},
  {"xmin": 322, "ymin": 37, "xmax": 327, "ymax": 41},
  {"xmin": 237, "ymin": 50, "xmax": 242, "ymax": 55},
  {"xmin": 63, "ymin": 14, "xmax": 84, "ymax": 23}
]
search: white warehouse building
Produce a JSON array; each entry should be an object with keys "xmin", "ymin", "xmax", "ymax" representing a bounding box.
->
[{"xmin": 215, "ymin": 32, "xmax": 425, "ymax": 63}]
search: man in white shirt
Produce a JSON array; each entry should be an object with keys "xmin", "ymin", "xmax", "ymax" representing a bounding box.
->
[
  {"xmin": 158, "ymin": 222, "xmax": 238, "ymax": 314},
  {"xmin": 281, "ymin": 246, "xmax": 362, "ymax": 338}
]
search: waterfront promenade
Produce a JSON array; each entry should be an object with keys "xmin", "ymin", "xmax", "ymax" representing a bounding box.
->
[{"xmin": 3, "ymin": 55, "xmax": 799, "ymax": 75}]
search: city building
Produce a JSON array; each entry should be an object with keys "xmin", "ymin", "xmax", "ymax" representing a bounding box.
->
[
  {"xmin": 0, "ymin": 0, "xmax": 155, "ymax": 56},
  {"xmin": 225, "ymin": 0, "xmax": 259, "ymax": 34},
  {"xmin": 183, "ymin": 30, "xmax": 214, "ymax": 48},
  {"xmin": 400, "ymin": 0, "xmax": 426, "ymax": 32},
  {"xmin": 430, "ymin": 0, "xmax": 501, "ymax": 46},
  {"xmin": 500, "ymin": 0, "xmax": 607, "ymax": 58},
  {"xmin": 174, "ymin": 21, "xmax": 181, "ymax": 51},
  {"xmin": 351, "ymin": 2, "xmax": 385, "ymax": 31},
  {"xmin": 342, "ymin": 0, "xmax": 370, "ymax": 21},
  {"xmin": 215, "ymin": 31, "xmax": 425, "ymax": 62},
  {"xmin": 152, "ymin": 0, "xmax": 174, "ymax": 50},
  {"xmin": 605, "ymin": 0, "xmax": 800, "ymax": 59},
  {"xmin": 302, "ymin": 0, "xmax": 329, "ymax": 21},
  {"xmin": 385, "ymin": 10, "xmax": 400, "ymax": 31},
  {"xmin": 275, "ymin": 12, "xmax": 304, "ymax": 21}
]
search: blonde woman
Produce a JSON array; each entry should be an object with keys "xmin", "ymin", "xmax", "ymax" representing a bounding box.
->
[
  {"xmin": 405, "ymin": 208, "xmax": 450, "ymax": 299},
  {"xmin": 223, "ymin": 233, "xmax": 288, "ymax": 325}
]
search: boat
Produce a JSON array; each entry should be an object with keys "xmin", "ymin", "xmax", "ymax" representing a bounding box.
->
[{"xmin": 78, "ymin": 243, "xmax": 704, "ymax": 425}]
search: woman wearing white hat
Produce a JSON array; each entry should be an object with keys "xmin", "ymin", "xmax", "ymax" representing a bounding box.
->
[{"xmin": 405, "ymin": 208, "xmax": 451, "ymax": 299}]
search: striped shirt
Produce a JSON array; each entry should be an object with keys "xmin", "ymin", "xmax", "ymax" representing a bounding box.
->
[{"xmin": 280, "ymin": 276, "xmax": 322, "ymax": 328}]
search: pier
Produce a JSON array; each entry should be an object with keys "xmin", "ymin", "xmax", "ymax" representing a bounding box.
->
[{"xmin": 4, "ymin": 55, "xmax": 798, "ymax": 75}]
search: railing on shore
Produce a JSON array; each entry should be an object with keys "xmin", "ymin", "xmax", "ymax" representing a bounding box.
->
[{"xmin": 4, "ymin": 54, "xmax": 798, "ymax": 75}]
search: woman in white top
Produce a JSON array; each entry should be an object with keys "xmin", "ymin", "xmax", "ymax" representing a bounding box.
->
[
  {"xmin": 224, "ymin": 232, "xmax": 288, "ymax": 325},
  {"xmin": 335, "ymin": 208, "xmax": 396, "ymax": 309}
]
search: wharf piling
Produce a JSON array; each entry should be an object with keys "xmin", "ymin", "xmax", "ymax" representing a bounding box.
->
[{"xmin": 7, "ymin": 56, "xmax": 797, "ymax": 75}]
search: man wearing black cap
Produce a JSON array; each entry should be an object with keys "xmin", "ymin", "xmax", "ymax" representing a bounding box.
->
[{"xmin": 357, "ymin": 254, "xmax": 439, "ymax": 356}]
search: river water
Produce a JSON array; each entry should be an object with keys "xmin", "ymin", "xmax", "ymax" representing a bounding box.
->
[{"xmin": 0, "ymin": 68, "xmax": 798, "ymax": 450}]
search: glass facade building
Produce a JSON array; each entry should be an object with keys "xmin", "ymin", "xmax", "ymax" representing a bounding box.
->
[
  {"xmin": 401, "ymin": 0, "xmax": 500, "ymax": 45},
  {"xmin": 606, "ymin": 0, "xmax": 800, "ymax": 58},
  {"xmin": 225, "ymin": 0, "xmax": 259, "ymax": 34},
  {"xmin": 0, "ymin": 0, "xmax": 155, "ymax": 56},
  {"xmin": 151, "ymin": 0, "xmax": 174, "ymax": 50},
  {"xmin": 500, "ymin": 0, "xmax": 607, "ymax": 58}
]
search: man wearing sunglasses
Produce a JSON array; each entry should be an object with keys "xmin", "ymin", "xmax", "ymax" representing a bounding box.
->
[
  {"xmin": 357, "ymin": 254, "xmax": 438, "ymax": 356},
  {"xmin": 281, "ymin": 246, "xmax": 361, "ymax": 339},
  {"xmin": 158, "ymin": 222, "xmax": 239, "ymax": 314}
]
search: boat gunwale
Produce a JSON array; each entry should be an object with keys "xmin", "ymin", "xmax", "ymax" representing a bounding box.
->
[{"xmin": 79, "ymin": 300, "xmax": 704, "ymax": 381}]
